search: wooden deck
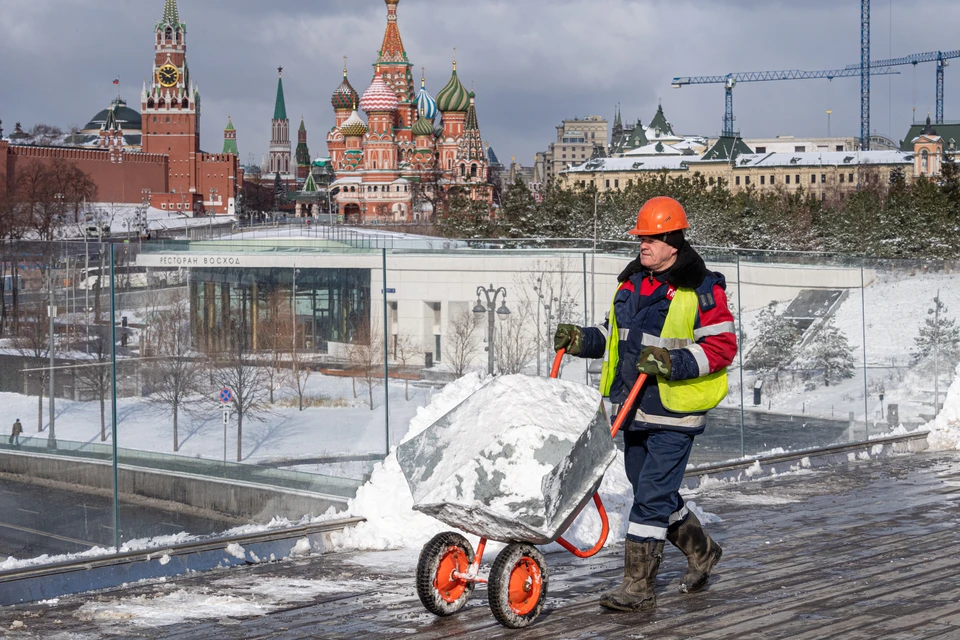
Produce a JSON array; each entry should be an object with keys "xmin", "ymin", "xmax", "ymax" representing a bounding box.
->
[{"xmin": 4, "ymin": 450, "xmax": 960, "ymax": 639}]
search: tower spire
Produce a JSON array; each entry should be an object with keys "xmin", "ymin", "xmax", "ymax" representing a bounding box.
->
[
  {"xmin": 274, "ymin": 67, "xmax": 287, "ymax": 120},
  {"xmin": 378, "ymin": 0, "xmax": 407, "ymax": 63},
  {"xmin": 161, "ymin": 0, "xmax": 180, "ymax": 26}
]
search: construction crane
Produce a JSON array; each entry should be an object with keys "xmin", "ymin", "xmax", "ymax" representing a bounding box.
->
[
  {"xmin": 861, "ymin": 0, "xmax": 870, "ymax": 150},
  {"xmin": 846, "ymin": 49, "xmax": 960, "ymax": 126},
  {"xmin": 671, "ymin": 65, "xmax": 898, "ymax": 140}
]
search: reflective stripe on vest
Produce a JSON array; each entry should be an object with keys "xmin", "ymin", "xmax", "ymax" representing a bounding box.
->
[
  {"xmin": 598, "ymin": 286, "xmax": 728, "ymax": 413},
  {"xmin": 599, "ymin": 295, "xmax": 619, "ymax": 397},
  {"xmin": 658, "ymin": 288, "xmax": 728, "ymax": 412}
]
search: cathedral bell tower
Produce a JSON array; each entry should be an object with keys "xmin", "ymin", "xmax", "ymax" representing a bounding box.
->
[{"xmin": 142, "ymin": 0, "xmax": 201, "ymax": 214}]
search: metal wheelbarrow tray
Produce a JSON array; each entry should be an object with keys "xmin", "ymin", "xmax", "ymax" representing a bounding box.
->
[{"xmin": 397, "ymin": 374, "xmax": 617, "ymax": 544}]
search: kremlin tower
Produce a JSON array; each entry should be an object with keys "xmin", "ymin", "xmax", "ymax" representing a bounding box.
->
[{"xmin": 268, "ymin": 67, "xmax": 292, "ymax": 180}]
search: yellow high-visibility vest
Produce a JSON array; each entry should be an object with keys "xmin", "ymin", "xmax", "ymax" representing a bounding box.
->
[{"xmin": 599, "ymin": 288, "xmax": 728, "ymax": 413}]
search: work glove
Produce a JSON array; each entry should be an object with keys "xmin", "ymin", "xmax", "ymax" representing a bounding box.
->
[
  {"xmin": 637, "ymin": 346, "xmax": 672, "ymax": 378},
  {"xmin": 554, "ymin": 324, "xmax": 583, "ymax": 356}
]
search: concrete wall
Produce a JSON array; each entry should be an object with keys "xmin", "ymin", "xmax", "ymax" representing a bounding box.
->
[
  {"xmin": 0, "ymin": 452, "xmax": 347, "ymax": 523},
  {"xmin": 137, "ymin": 249, "xmax": 875, "ymax": 363}
]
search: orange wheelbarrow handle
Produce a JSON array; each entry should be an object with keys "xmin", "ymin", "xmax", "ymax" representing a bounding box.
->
[{"xmin": 550, "ymin": 349, "xmax": 647, "ymax": 558}]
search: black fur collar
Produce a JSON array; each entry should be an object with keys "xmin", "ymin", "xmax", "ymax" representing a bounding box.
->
[{"xmin": 617, "ymin": 242, "xmax": 710, "ymax": 289}]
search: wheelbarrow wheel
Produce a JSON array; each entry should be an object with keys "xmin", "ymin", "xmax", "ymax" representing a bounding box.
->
[
  {"xmin": 416, "ymin": 531, "xmax": 475, "ymax": 617},
  {"xmin": 488, "ymin": 543, "xmax": 548, "ymax": 628}
]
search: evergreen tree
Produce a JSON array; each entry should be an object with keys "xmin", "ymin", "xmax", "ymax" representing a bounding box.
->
[
  {"xmin": 940, "ymin": 152, "xmax": 960, "ymax": 215},
  {"xmin": 498, "ymin": 177, "xmax": 538, "ymax": 238},
  {"xmin": 912, "ymin": 294, "xmax": 960, "ymax": 368},
  {"xmin": 808, "ymin": 317, "xmax": 855, "ymax": 387},
  {"xmin": 438, "ymin": 190, "xmax": 492, "ymax": 239},
  {"xmin": 745, "ymin": 302, "xmax": 802, "ymax": 370},
  {"xmin": 889, "ymin": 166, "xmax": 907, "ymax": 195},
  {"xmin": 907, "ymin": 176, "xmax": 951, "ymax": 257},
  {"xmin": 273, "ymin": 173, "xmax": 285, "ymax": 206}
]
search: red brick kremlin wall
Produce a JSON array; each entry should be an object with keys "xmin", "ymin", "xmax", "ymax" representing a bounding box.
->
[{"xmin": 3, "ymin": 141, "xmax": 169, "ymax": 203}]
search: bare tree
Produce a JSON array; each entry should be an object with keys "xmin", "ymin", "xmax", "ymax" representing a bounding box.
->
[
  {"xmin": 518, "ymin": 259, "xmax": 584, "ymax": 373},
  {"xmin": 14, "ymin": 303, "xmax": 50, "ymax": 433},
  {"xmin": 494, "ymin": 302, "xmax": 536, "ymax": 375},
  {"xmin": 256, "ymin": 287, "xmax": 293, "ymax": 404},
  {"xmin": 410, "ymin": 158, "xmax": 447, "ymax": 223},
  {"xmin": 447, "ymin": 306, "xmax": 481, "ymax": 377},
  {"xmin": 73, "ymin": 329, "xmax": 111, "ymax": 441},
  {"xmin": 347, "ymin": 325, "xmax": 384, "ymax": 410},
  {"xmin": 147, "ymin": 298, "xmax": 204, "ymax": 451},
  {"xmin": 393, "ymin": 331, "xmax": 422, "ymax": 401},
  {"xmin": 286, "ymin": 346, "xmax": 314, "ymax": 412},
  {"xmin": 210, "ymin": 322, "xmax": 267, "ymax": 462},
  {"xmin": 15, "ymin": 159, "xmax": 95, "ymax": 242},
  {"xmin": 16, "ymin": 161, "xmax": 63, "ymax": 243}
]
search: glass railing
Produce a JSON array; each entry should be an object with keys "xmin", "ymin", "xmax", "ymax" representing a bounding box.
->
[{"xmin": 0, "ymin": 235, "xmax": 952, "ymax": 570}]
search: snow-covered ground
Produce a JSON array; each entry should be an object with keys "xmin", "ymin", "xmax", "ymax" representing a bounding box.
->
[
  {"xmin": 4, "ymin": 371, "xmax": 434, "ymax": 469},
  {"xmin": 727, "ymin": 270, "xmax": 960, "ymax": 429}
]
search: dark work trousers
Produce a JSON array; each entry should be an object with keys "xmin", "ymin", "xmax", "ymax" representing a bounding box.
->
[{"xmin": 622, "ymin": 428, "xmax": 695, "ymax": 542}]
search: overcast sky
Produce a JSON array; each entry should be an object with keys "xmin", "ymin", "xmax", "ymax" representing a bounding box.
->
[{"xmin": 2, "ymin": 0, "xmax": 959, "ymax": 166}]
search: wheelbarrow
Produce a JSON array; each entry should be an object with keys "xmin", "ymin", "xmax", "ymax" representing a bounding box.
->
[{"xmin": 396, "ymin": 350, "xmax": 647, "ymax": 628}]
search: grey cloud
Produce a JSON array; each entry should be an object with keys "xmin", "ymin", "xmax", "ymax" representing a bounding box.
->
[{"xmin": 1, "ymin": 0, "xmax": 959, "ymax": 167}]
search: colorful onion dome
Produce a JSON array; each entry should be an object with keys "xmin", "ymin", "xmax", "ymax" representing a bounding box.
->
[
  {"xmin": 340, "ymin": 108, "xmax": 368, "ymax": 137},
  {"xmin": 331, "ymin": 70, "xmax": 359, "ymax": 111},
  {"xmin": 359, "ymin": 68, "xmax": 399, "ymax": 113},
  {"xmin": 436, "ymin": 62, "xmax": 470, "ymax": 113},
  {"xmin": 411, "ymin": 116, "xmax": 435, "ymax": 137},
  {"xmin": 417, "ymin": 76, "xmax": 438, "ymax": 120}
]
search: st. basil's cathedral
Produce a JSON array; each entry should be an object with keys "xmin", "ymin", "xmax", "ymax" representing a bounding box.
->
[{"xmin": 326, "ymin": 0, "xmax": 491, "ymax": 224}]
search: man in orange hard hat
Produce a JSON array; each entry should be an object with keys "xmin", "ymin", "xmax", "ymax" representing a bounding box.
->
[{"xmin": 555, "ymin": 196, "xmax": 737, "ymax": 611}]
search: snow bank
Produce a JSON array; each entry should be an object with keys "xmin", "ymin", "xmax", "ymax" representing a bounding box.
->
[
  {"xmin": 922, "ymin": 363, "xmax": 960, "ymax": 450},
  {"xmin": 327, "ymin": 373, "xmax": 487, "ymax": 551}
]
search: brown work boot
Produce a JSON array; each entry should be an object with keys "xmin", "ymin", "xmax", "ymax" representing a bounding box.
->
[
  {"xmin": 667, "ymin": 511, "xmax": 722, "ymax": 593},
  {"xmin": 599, "ymin": 539, "xmax": 664, "ymax": 611}
]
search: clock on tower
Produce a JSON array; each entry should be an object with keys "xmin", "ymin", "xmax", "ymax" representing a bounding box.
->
[{"xmin": 157, "ymin": 64, "xmax": 180, "ymax": 87}]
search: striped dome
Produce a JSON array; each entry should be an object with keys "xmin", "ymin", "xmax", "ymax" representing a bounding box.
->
[
  {"xmin": 436, "ymin": 64, "xmax": 470, "ymax": 113},
  {"xmin": 417, "ymin": 81, "xmax": 438, "ymax": 120},
  {"xmin": 359, "ymin": 70, "xmax": 399, "ymax": 113},
  {"xmin": 412, "ymin": 116, "xmax": 435, "ymax": 137},
  {"xmin": 331, "ymin": 73, "xmax": 359, "ymax": 111},
  {"xmin": 340, "ymin": 109, "xmax": 368, "ymax": 137}
]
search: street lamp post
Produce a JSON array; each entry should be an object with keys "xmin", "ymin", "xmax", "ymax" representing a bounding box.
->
[
  {"xmin": 473, "ymin": 284, "xmax": 510, "ymax": 375},
  {"xmin": 47, "ymin": 267, "xmax": 57, "ymax": 449},
  {"xmin": 542, "ymin": 298, "xmax": 557, "ymax": 361}
]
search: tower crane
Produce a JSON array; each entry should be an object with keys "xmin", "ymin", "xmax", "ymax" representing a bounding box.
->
[
  {"xmin": 846, "ymin": 49, "xmax": 960, "ymax": 126},
  {"xmin": 671, "ymin": 65, "xmax": 898, "ymax": 140},
  {"xmin": 860, "ymin": 0, "xmax": 870, "ymax": 150}
]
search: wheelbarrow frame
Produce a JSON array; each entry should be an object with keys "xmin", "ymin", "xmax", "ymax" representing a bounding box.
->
[{"xmin": 415, "ymin": 350, "xmax": 647, "ymax": 628}]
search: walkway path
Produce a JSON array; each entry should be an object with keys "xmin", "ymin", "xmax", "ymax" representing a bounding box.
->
[{"xmin": 3, "ymin": 450, "xmax": 959, "ymax": 638}]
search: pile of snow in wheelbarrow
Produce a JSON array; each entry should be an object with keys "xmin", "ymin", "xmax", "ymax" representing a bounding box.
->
[{"xmin": 327, "ymin": 372, "xmax": 715, "ymax": 554}]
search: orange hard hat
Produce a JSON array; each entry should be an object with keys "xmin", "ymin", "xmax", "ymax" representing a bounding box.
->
[{"xmin": 628, "ymin": 196, "xmax": 690, "ymax": 236}]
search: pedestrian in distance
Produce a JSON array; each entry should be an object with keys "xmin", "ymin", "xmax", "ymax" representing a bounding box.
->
[
  {"xmin": 9, "ymin": 419, "xmax": 23, "ymax": 447},
  {"xmin": 554, "ymin": 196, "xmax": 738, "ymax": 612}
]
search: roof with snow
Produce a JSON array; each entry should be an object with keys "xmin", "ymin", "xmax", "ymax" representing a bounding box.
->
[
  {"xmin": 730, "ymin": 150, "xmax": 913, "ymax": 168},
  {"xmin": 564, "ymin": 156, "xmax": 692, "ymax": 173}
]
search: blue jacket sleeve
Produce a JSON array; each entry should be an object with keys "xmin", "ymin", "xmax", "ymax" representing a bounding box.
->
[
  {"xmin": 667, "ymin": 350, "xmax": 700, "ymax": 381},
  {"xmin": 579, "ymin": 326, "xmax": 607, "ymax": 359}
]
